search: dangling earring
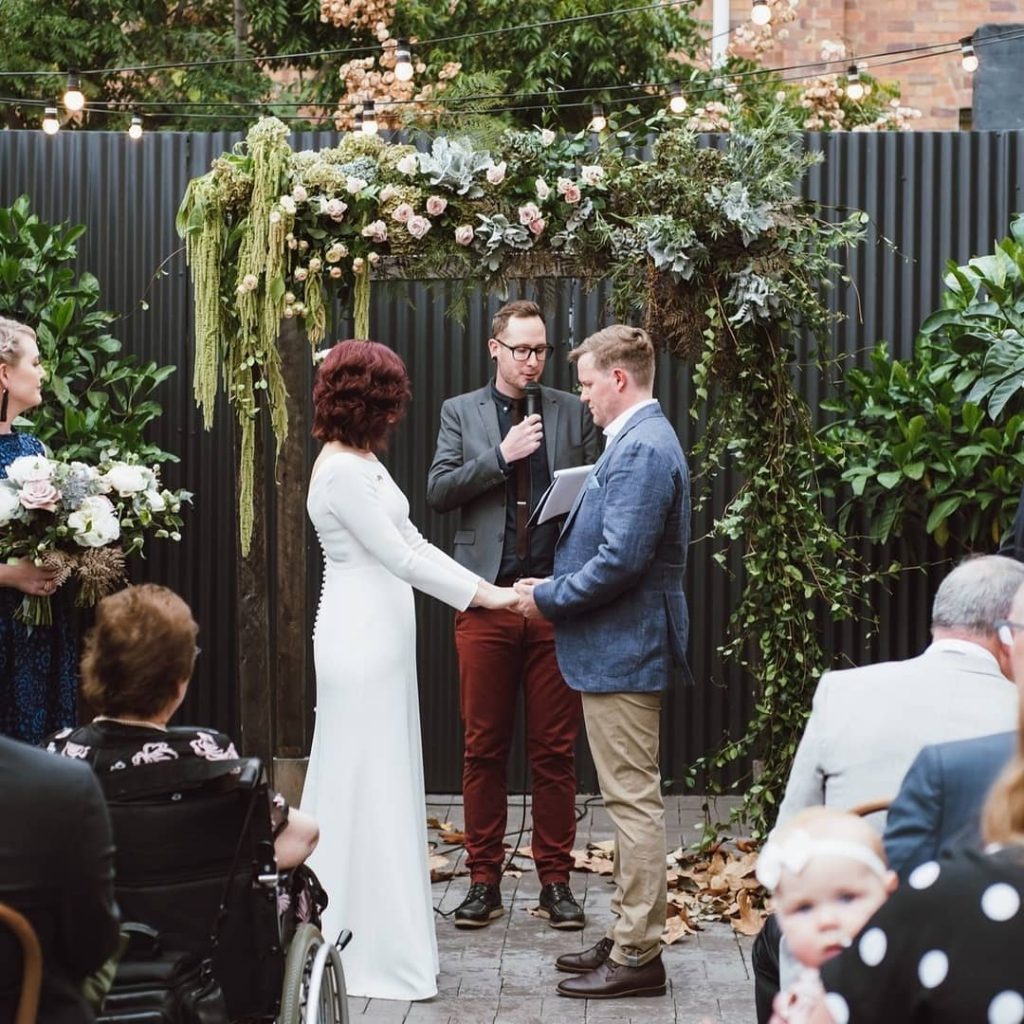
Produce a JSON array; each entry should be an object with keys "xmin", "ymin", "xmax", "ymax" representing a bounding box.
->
[{"xmin": 0, "ymin": 388, "xmax": 8, "ymax": 423}]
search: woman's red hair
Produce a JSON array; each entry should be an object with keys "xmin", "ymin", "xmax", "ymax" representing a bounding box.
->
[{"xmin": 312, "ymin": 340, "xmax": 412, "ymax": 450}]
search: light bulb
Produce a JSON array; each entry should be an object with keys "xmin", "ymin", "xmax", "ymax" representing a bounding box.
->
[
  {"xmin": 361, "ymin": 100, "xmax": 378, "ymax": 135},
  {"xmin": 42, "ymin": 105, "xmax": 60, "ymax": 135},
  {"xmin": 128, "ymin": 115, "xmax": 143, "ymax": 140},
  {"xmin": 751, "ymin": 0, "xmax": 772, "ymax": 26},
  {"xmin": 960, "ymin": 37, "xmax": 979, "ymax": 73},
  {"xmin": 845, "ymin": 66, "xmax": 865, "ymax": 101},
  {"xmin": 669, "ymin": 83, "xmax": 687, "ymax": 115},
  {"xmin": 63, "ymin": 71, "xmax": 85, "ymax": 113},
  {"xmin": 394, "ymin": 39, "xmax": 414, "ymax": 82},
  {"xmin": 589, "ymin": 102, "xmax": 606, "ymax": 133}
]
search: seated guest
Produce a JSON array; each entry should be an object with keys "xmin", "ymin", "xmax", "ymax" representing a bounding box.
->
[
  {"xmin": 884, "ymin": 578, "xmax": 1024, "ymax": 877},
  {"xmin": 0, "ymin": 734, "xmax": 120, "ymax": 1024},
  {"xmin": 753, "ymin": 555, "xmax": 1023, "ymax": 1022},
  {"xmin": 809, "ymin": 703, "xmax": 1024, "ymax": 1023},
  {"xmin": 45, "ymin": 584, "xmax": 318, "ymax": 870},
  {"xmin": 755, "ymin": 807, "xmax": 896, "ymax": 1024}
]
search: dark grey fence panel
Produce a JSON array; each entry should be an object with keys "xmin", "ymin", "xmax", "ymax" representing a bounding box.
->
[{"xmin": 2, "ymin": 129, "xmax": 1022, "ymax": 793}]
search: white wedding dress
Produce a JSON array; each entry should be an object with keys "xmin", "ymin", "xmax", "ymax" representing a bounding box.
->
[{"xmin": 301, "ymin": 451, "xmax": 479, "ymax": 1001}]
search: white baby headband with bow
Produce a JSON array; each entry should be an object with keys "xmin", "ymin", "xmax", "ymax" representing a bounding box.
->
[{"xmin": 755, "ymin": 828, "xmax": 890, "ymax": 891}]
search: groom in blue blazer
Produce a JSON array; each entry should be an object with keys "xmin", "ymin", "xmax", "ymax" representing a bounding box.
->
[{"xmin": 516, "ymin": 324, "xmax": 690, "ymax": 999}]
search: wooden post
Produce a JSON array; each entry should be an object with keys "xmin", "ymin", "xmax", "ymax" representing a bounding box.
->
[{"xmin": 236, "ymin": 414, "xmax": 273, "ymax": 771}]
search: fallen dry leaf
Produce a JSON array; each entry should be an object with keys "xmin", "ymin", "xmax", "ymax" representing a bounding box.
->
[
  {"xmin": 662, "ymin": 914, "xmax": 695, "ymax": 945},
  {"xmin": 438, "ymin": 829, "xmax": 466, "ymax": 844},
  {"xmin": 427, "ymin": 817, "xmax": 456, "ymax": 832},
  {"xmin": 731, "ymin": 888, "xmax": 766, "ymax": 936},
  {"xmin": 429, "ymin": 852, "xmax": 454, "ymax": 882}
]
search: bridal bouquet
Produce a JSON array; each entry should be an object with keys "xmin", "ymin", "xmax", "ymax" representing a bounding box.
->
[{"xmin": 0, "ymin": 451, "xmax": 191, "ymax": 626}]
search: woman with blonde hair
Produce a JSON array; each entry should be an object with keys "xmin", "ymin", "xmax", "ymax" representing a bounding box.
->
[{"xmin": 0, "ymin": 315, "xmax": 74, "ymax": 743}]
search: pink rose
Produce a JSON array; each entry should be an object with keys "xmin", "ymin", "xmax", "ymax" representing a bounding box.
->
[
  {"xmin": 485, "ymin": 161, "xmax": 507, "ymax": 186},
  {"xmin": 321, "ymin": 197, "xmax": 348, "ymax": 222},
  {"xmin": 563, "ymin": 184, "xmax": 582, "ymax": 204},
  {"xmin": 518, "ymin": 202, "xmax": 541, "ymax": 226},
  {"xmin": 392, "ymin": 202, "xmax": 414, "ymax": 224},
  {"xmin": 454, "ymin": 225, "xmax": 475, "ymax": 246},
  {"xmin": 529, "ymin": 217, "xmax": 546, "ymax": 236},
  {"xmin": 426, "ymin": 195, "xmax": 448, "ymax": 216},
  {"xmin": 535, "ymin": 177, "xmax": 551, "ymax": 201},
  {"xmin": 19, "ymin": 480, "xmax": 62, "ymax": 511},
  {"xmin": 406, "ymin": 215, "xmax": 432, "ymax": 240},
  {"xmin": 361, "ymin": 220, "xmax": 388, "ymax": 243}
]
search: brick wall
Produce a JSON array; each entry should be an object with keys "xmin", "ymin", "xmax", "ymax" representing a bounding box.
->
[{"xmin": 690, "ymin": 0, "xmax": 1022, "ymax": 129}]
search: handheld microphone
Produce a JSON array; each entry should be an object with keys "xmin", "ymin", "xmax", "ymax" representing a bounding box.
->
[{"xmin": 524, "ymin": 382, "xmax": 541, "ymax": 419}]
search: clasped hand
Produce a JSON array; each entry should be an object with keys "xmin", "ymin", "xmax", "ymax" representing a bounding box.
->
[{"xmin": 471, "ymin": 577, "xmax": 545, "ymax": 619}]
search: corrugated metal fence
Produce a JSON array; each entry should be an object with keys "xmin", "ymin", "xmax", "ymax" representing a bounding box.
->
[{"xmin": 2, "ymin": 128, "xmax": 1023, "ymax": 792}]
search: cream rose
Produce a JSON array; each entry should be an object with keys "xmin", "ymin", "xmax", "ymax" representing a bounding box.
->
[
  {"xmin": 535, "ymin": 177, "xmax": 551, "ymax": 201},
  {"xmin": 539, "ymin": 128, "xmax": 556, "ymax": 147},
  {"xmin": 68, "ymin": 496, "xmax": 120, "ymax": 548},
  {"xmin": 361, "ymin": 220, "xmax": 388, "ymax": 243},
  {"xmin": 103, "ymin": 463, "xmax": 154, "ymax": 496},
  {"xmin": 396, "ymin": 154, "xmax": 419, "ymax": 176},
  {"xmin": 291, "ymin": 184, "xmax": 308, "ymax": 203},
  {"xmin": 486, "ymin": 161, "xmax": 507, "ymax": 186},
  {"xmin": 454, "ymin": 225, "xmax": 475, "ymax": 246},
  {"xmin": 580, "ymin": 164, "xmax": 604, "ymax": 187}
]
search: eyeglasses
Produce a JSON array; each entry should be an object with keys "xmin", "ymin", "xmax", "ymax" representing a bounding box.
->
[
  {"xmin": 995, "ymin": 620, "xmax": 1024, "ymax": 646},
  {"xmin": 494, "ymin": 339, "xmax": 554, "ymax": 362}
]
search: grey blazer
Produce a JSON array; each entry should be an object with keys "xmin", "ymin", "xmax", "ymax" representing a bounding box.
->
[{"xmin": 426, "ymin": 383, "xmax": 600, "ymax": 581}]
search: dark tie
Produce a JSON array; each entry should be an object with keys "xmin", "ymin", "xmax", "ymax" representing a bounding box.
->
[{"xmin": 511, "ymin": 399, "xmax": 529, "ymax": 564}]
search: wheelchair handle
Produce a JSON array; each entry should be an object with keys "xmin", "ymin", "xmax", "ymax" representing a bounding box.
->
[{"xmin": 335, "ymin": 929, "xmax": 353, "ymax": 952}]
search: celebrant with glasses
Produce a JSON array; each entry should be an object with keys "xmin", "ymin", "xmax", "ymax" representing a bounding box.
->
[
  {"xmin": 0, "ymin": 315, "xmax": 76, "ymax": 744},
  {"xmin": 427, "ymin": 300, "xmax": 600, "ymax": 930}
]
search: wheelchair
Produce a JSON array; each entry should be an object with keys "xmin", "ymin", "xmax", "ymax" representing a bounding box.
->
[{"xmin": 96, "ymin": 756, "xmax": 349, "ymax": 1024}]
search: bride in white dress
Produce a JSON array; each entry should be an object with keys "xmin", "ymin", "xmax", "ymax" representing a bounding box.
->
[{"xmin": 301, "ymin": 340, "xmax": 516, "ymax": 1001}]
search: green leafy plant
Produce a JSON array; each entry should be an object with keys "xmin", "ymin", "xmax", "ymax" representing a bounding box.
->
[
  {"xmin": 822, "ymin": 214, "xmax": 1024, "ymax": 551},
  {"xmin": 0, "ymin": 195, "xmax": 177, "ymax": 465}
]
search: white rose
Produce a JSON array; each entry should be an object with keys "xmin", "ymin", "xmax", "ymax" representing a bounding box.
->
[
  {"xmin": 535, "ymin": 177, "xmax": 551, "ymax": 201},
  {"xmin": 580, "ymin": 164, "xmax": 604, "ymax": 186},
  {"xmin": 486, "ymin": 161, "xmax": 507, "ymax": 185},
  {"xmin": 142, "ymin": 488, "xmax": 166, "ymax": 512},
  {"xmin": 0, "ymin": 483, "xmax": 22, "ymax": 525},
  {"xmin": 308, "ymin": 257, "xmax": 323, "ymax": 273},
  {"xmin": 361, "ymin": 220, "xmax": 388, "ymax": 243},
  {"xmin": 6, "ymin": 455, "xmax": 54, "ymax": 485},
  {"xmin": 294, "ymin": 267, "xmax": 309, "ymax": 282},
  {"xmin": 103, "ymin": 463, "xmax": 154, "ymax": 496},
  {"xmin": 454, "ymin": 225, "xmax": 475, "ymax": 246},
  {"xmin": 321, "ymin": 197, "xmax": 348, "ymax": 222},
  {"xmin": 539, "ymin": 128, "xmax": 556, "ymax": 147},
  {"xmin": 279, "ymin": 195, "xmax": 297, "ymax": 214},
  {"xmin": 396, "ymin": 154, "xmax": 419, "ymax": 176},
  {"xmin": 68, "ymin": 495, "xmax": 120, "ymax": 548},
  {"xmin": 242, "ymin": 273, "xmax": 258, "ymax": 291},
  {"xmin": 379, "ymin": 184, "xmax": 399, "ymax": 202},
  {"xmin": 291, "ymin": 185, "xmax": 308, "ymax": 203},
  {"xmin": 346, "ymin": 176, "xmax": 368, "ymax": 195}
]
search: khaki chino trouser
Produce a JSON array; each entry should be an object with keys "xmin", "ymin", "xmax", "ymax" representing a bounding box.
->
[{"xmin": 582, "ymin": 690, "xmax": 666, "ymax": 967}]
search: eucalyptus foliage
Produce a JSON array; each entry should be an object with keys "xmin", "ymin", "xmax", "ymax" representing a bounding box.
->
[
  {"xmin": 0, "ymin": 196, "xmax": 177, "ymax": 465},
  {"xmin": 823, "ymin": 215, "xmax": 1024, "ymax": 552}
]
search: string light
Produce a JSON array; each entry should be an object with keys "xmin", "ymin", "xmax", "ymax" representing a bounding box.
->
[
  {"xmin": 127, "ymin": 114, "xmax": 143, "ymax": 139},
  {"xmin": 751, "ymin": 0, "xmax": 771, "ymax": 26},
  {"xmin": 960, "ymin": 36, "xmax": 979, "ymax": 73},
  {"xmin": 845, "ymin": 65, "xmax": 865, "ymax": 101},
  {"xmin": 360, "ymin": 99, "xmax": 377, "ymax": 135},
  {"xmin": 668, "ymin": 81, "xmax": 687, "ymax": 114},
  {"xmin": 63, "ymin": 71, "xmax": 85, "ymax": 113},
  {"xmin": 42, "ymin": 104, "xmax": 60, "ymax": 135},
  {"xmin": 394, "ymin": 39, "xmax": 414, "ymax": 83},
  {"xmin": 589, "ymin": 102, "xmax": 607, "ymax": 132}
]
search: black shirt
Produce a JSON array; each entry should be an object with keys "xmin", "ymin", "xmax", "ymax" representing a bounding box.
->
[{"xmin": 491, "ymin": 381, "xmax": 557, "ymax": 580}]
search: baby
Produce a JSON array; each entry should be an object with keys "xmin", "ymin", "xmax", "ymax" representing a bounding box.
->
[{"xmin": 756, "ymin": 807, "xmax": 898, "ymax": 1024}]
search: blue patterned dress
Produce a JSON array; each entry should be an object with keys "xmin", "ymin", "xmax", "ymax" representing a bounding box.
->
[{"xmin": 0, "ymin": 430, "xmax": 77, "ymax": 743}]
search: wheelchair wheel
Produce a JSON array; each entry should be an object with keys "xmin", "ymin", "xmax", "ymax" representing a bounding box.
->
[{"xmin": 278, "ymin": 923, "xmax": 349, "ymax": 1024}]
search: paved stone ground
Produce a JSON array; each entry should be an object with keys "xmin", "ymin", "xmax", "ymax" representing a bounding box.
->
[{"xmin": 343, "ymin": 795, "xmax": 755, "ymax": 1024}]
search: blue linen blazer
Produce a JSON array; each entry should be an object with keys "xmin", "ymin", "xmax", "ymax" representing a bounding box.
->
[
  {"xmin": 883, "ymin": 730, "xmax": 1016, "ymax": 880},
  {"xmin": 533, "ymin": 402, "xmax": 690, "ymax": 693}
]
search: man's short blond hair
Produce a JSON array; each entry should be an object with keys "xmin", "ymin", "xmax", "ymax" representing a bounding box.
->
[{"xmin": 569, "ymin": 324, "xmax": 655, "ymax": 388}]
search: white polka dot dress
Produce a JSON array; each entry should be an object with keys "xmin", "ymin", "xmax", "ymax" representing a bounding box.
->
[{"xmin": 820, "ymin": 848, "xmax": 1024, "ymax": 1022}]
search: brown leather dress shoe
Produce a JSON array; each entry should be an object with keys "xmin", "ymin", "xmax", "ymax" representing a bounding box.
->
[
  {"xmin": 556, "ymin": 954, "xmax": 666, "ymax": 999},
  {"xmin": 555, "ymin": 937, "xmax": 614, "ymax": 974}
]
